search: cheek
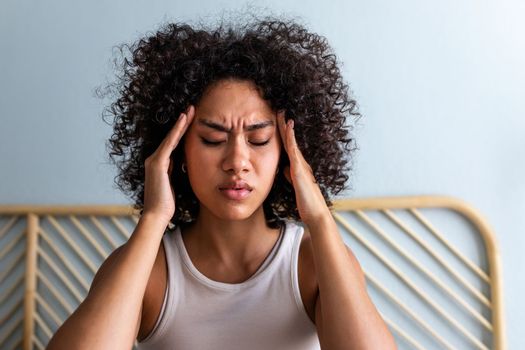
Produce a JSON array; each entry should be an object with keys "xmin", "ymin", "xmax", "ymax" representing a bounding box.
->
[
  {"xmin": 184, "ymin": 137, "xmax": 212, "ymax": 167},
  {"xmin": 257, "ymin": 144, "xmax": 281, "ymax": 171}
]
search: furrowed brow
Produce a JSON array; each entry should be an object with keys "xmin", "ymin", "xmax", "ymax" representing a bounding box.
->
[{"xmin": 198, "ymin": 119, "xmax": 274, "ymax": 133}]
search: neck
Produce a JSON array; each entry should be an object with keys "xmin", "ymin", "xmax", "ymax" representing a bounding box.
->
[{"xmin": 181, "ymin": 206, "xmax": 281, "ymax": 267}]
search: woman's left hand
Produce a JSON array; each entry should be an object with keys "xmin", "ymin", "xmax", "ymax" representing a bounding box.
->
[{"xmin": 277, "ymin": 111, "xmax": 331, "ymax": 226}]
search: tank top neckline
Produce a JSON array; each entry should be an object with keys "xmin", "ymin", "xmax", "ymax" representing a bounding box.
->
[{"xmin": 174, "ymin": 222, "xmax": 286, "ymax": 291}]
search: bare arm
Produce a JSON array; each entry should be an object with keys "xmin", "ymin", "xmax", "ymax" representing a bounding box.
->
[
  {"xmin": 274, "ymin": 113, "xmax": 396, "ymax": 349},
  {"xmin": 46, "ymin": 214, "xmax": 168, "ymax": 350},
  {"xmin": 47, "ymin": 105, "xmax": 194, "ymax": 349},
  {"xmin": 309, "ymin": 215, "xmax": 397, "ymax": 350}
]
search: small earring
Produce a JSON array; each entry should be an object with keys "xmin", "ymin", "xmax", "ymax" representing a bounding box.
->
[{"xmin": 182, "ymin": 163, "xmax": 187, "ymax": 173}]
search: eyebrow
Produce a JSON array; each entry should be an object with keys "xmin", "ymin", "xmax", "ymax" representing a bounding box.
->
[{"xmin": 197, "ymin": 118, "xmax": 274, "ymax": 133}]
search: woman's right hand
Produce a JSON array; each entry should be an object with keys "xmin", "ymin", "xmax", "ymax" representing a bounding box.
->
[{"xmin": 142, "ymin": 105, "xmax": 195, "ymax": 223}]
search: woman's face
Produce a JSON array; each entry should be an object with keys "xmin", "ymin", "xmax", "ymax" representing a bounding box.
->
[{"xmin": 183, "ymin": 79, "xmax": 282, "ymax": 221}]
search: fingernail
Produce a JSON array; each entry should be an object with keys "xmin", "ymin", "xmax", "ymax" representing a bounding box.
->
[{"xmin": 289, "ymin": 120, "xmax": 294, "ymax": 129}]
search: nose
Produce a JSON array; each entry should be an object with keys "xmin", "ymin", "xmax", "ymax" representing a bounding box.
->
[{"xmin": 221, "ymin": 136, "xmax": 251, "ymax": 175}]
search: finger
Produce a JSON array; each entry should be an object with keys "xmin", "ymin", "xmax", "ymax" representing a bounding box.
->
[
  {"xmin": 276, "ymin": 111, "xmax": 289, "ymax": 155},
  {"xmin": 157, "ymin": 105, "xmax": 195, "ymax": 159},
  {"xmin": 286, "ymin": 119, "xmax": 297, "ymax": 163},
  {"xmin": 175, "ymin": 105, "xmax": 195, "ymax": 140},
  {"xmin": 287, "ymin": 120, "xmax": 314, "ymax": 176}
]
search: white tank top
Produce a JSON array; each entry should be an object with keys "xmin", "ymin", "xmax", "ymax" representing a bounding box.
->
[{"xmin": 137, "ymin": 220, "xmax": 321, "ymax": 350}]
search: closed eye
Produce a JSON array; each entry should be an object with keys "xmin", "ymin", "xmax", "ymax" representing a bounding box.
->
[
  {"xmin": 200, "ymin": 138, "xmax": 270, "ymax": 147},
  {"xmin": 201, "ymin": 138, "xmax": 223, "ymax": 146},
  {"xmin": 250, "ymin": 140, "xmax": 270, "ymax": 146}
]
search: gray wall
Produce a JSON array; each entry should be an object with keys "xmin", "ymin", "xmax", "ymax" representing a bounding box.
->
[{"xmin": 1, "ymin": 0, "xmax": 523, "ymax": 348}]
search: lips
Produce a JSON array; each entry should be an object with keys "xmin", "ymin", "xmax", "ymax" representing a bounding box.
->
[
  {"xmin": 218, "ymin": 180, "xmax": 253, "ymax": 191},
  {"xmin": 219, "ymin": 188, "xmax": 252, "ymax": 200},
  {"xmin": 218, "ymin": 180, "xmax": 253, "ymax": 201}
]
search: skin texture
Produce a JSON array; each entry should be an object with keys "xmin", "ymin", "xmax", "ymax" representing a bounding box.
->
[{"xmin": 180, "ymin": 78, "xmax": 284, "ymax": 268}]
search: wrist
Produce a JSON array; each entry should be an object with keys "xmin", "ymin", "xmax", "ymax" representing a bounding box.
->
[
  {"xmin": 304, "ymin": 210, "xmax": 336, "ymax": 232},
  {"xmin": 136, "ymin": 213, "xmax": 171, "ymax": 234},
  {"xmin": 141, "ymin": 211, "xmax": 171, "ymax": 224}
]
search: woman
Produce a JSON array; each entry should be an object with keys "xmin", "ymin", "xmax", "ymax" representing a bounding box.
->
[{"xmin": 48, "ymin": 16, "xmax": 397, "ymax": 350}]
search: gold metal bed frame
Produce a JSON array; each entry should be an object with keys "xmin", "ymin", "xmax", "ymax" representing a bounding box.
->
[{"xmin": 0, "ymin": 196, "xmax": 505, "ymax": 349}]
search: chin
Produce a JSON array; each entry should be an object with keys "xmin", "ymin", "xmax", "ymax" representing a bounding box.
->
[
  {"xmin": 199, "ymin": 198, "xmax": 262, "ymax": 222},
  {"xmin": 215, "ymin": 206, "xmax": 259, "ymax": 221}
]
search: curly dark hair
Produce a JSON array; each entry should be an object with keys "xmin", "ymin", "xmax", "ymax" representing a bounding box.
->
[{"xmin": 98, "ymin": 14, "xmax": 360, "ymax": 230}]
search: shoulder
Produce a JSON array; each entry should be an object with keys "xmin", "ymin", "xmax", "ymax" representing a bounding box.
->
[
  {"xmin": 295, "ymin": 222, "xmax": 364, "ymax": 324},
  {"xmin": 297, "ymin": 221, "xmax": 358, "ymax": 272}
]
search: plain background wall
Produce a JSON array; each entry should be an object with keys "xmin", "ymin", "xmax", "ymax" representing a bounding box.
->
[{"xmin": 1, "ymin": 0, "xmax": 523, "ymax": 348}]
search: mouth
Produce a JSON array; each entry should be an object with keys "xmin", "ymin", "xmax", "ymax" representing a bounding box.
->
[
  {"xmin": 218, "ymin": 180, "xmax": 253, "ymax": 191},
  {"xmin": 219, "ymin": 187, "xmax": 252, "ymax": 201}
]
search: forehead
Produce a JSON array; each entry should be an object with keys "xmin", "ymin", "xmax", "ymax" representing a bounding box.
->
[
  {"xmin": 197, "ymin": 118, "xmax": 274, "ymax": 133},
  {"xmin": 196, "ymin": 80, "xmax": 275, "ymax": 126}
]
